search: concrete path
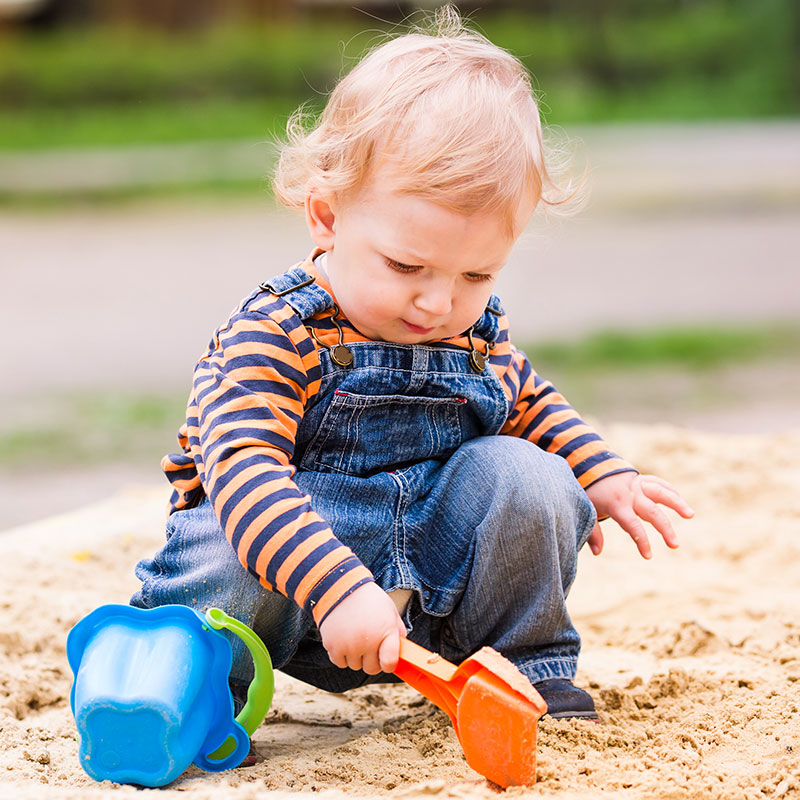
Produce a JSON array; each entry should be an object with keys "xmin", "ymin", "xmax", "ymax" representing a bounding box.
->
[
  {"xmin": 1, "ymin": 122, "xmax": 799, "ymax": 529},
  {"xmin": 2, "ymin": 122, "xmax": 799, "ymax": 400}
]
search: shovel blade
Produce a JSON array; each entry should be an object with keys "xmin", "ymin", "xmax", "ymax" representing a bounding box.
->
[
  {"xmin": 452, "ymin": 648, "xmax": 546, "ymax": 787},
  {"xmin": 456, "ymin": 668, "xmax": 541, "ymax": 787},
  {"xmin": 394, "ymin": 642, "xmax": 546, "ymax": 787}
]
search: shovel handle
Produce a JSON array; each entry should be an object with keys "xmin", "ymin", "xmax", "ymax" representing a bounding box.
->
[{"xmin": 393, "ymin": 639, "xmax": 463, "ymax": 722}]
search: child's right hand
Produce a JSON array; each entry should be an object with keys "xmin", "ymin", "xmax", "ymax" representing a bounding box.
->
[{"xmin": 318, "ymin": 582, "xmax": 407, "ymax": 674}]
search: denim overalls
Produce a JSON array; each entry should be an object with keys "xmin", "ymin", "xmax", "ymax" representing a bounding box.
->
[{"xmin": 132, "ymin": 267, "xmax": 596, "ymax": 698}]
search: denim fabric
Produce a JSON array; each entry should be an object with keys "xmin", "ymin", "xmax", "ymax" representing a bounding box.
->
[{"xmin": 132, "ymin": 271, "xmax": 596, "ymax": 695}]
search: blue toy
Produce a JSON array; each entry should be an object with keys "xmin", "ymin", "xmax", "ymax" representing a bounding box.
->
[{"xmin": 66, "ymin": 604, "xmax": 273, "ymax": 787}]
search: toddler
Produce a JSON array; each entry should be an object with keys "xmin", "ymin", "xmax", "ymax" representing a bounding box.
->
[{"xmin": 132, "ymin": 9, "xmax": 692, "ymax": 723}]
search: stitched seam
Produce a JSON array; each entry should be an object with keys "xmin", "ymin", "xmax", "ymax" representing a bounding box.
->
[{"xmin": 389, "ymin": 470, "xmax": 413, "ymax": 586}]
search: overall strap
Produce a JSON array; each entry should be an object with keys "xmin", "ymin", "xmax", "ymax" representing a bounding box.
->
[
  {"xmin": 259, "ymin": 267, "xmax": 334, "ymax": 322},
  {"xmin": 471, "ymin": 293, "xmax": 505, "ymax": 344}
]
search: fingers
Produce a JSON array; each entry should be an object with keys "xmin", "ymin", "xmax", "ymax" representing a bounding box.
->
[
  {"xmin": 327, "ymin": 645, "xmax": 380, "ymax": 674},
  {"xmin": 591, "ymin": 472, "xmax": 692, "ymax": 558},
  {"xmin": 377, "ymin": 627, "xmax": 402, "ymax": 673},
  {"xmin": 321, "ymin": 605, "xmax": 406, "ymax": 675},
  {"xmin": 326, "ymin": 648, "xmax": 348, "ymax": 670},
  {"xmin": 329, "ymin": 618, "xmax": 406, "ymax": 675},
  {"xmin": 640, "ymin": 475, "xmax": 695, "ymax": 518},
  {"xmin": 639, "ymin": 474, "xmax": 678, "ymax": 491},
  {"xmin": 614, "ymin": 510, "xmax": 653, "ymax": 559},
  {"xmin": 361, "ymin": 647, "xmax": 382, "ymax": 675},
  {"xmin": 587, "ymin": 522, "xmax": 604, "ymax": 556},
  {"xmin": 634, "ymin": 492, "xmax": 680, "ymax": 550}
]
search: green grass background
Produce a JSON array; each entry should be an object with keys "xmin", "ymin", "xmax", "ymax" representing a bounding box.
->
[{"xmin": 1, "ymin": 0, "xmax": 796, "ymax": 152}]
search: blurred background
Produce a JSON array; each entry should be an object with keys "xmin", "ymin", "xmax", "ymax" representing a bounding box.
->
[{"xmin": 1, "ymin": 0, "xmax": 798, "ymax": 530}]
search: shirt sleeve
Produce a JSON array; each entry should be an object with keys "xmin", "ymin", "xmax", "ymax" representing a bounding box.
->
[
  {"xmin": 500, "ymin": 344, "xmax": 637, "ymax": 488},
  {"xmin": 190, "ymin": 302, "xmax": 373, "ymax": 627}
]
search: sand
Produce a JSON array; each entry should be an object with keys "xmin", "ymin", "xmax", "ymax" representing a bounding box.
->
[{"xmin": 1, "ymin": 423, "xmax": 799, "ymax": 800}]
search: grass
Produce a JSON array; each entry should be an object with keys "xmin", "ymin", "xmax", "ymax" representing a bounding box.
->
[
  {"xmin": 2, "ymin": 322, "xmax": 798, "ymax": 473},
  {"xmin": 0, "ymin": 175, "xmax": 273, "ymax": 210},
  {"xmin": 0, "ymin": 74, "xmax": 791, "ymax": 154},
  {"xmin": 0, "ymin": 96, "xmax": 302, "ymax": 151},
  {"xmin": 522, "ymin": 323, "xmax": 800, "ymax": 374},
  {"xmin": 0, "ymin": 3, "xmax": 796, "ymax": 153},
  {"xmin": 0, "ymin": 392, "xmax": 187, "ymax": 470},
  {"xmin": 520, "ymin": 324, "xmax": 800, "ymax": 427},
  {"xmin": 0, "ymin": 5, "xmax": 795, "ymax": 207}
]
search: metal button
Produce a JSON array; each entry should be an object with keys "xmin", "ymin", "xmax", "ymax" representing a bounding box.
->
[
  {"xmin": 331, "ymin": 344, "xmax": 354, "ymax": 367},
  {"xmin": 469, "ymin": 349, "xmax": 486, "ymax": 373}
]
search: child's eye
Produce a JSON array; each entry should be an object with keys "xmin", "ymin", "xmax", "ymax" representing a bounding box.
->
[
  {"xmin": 465, "ymin": 272, "xmax": 495, "ymax": 283},
  {"xmin": 386, "ymin": 258, "xmax": 421, "ymax": 274}
]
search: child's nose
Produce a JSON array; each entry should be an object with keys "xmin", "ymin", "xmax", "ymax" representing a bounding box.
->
[{"xmin": 414, "ymin": 281, "xmax": 453, "ymax": 317}]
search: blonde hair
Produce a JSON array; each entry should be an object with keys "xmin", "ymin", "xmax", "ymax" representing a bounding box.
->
[{"xmin": 273, "ymin": 7, "xmax": 578, "ymax": 229}]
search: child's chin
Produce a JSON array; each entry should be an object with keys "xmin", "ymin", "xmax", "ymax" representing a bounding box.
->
[
  {"xmin": 376, "ymin": 326, "xmax": 430, "ymax": 344},
  {"xmin": 398, "ymin": 331, "xmax": 438, "ymax": 344},
  {"xmin": 374, "ymin": 321, "xmax": 447, "ymax": 344}
]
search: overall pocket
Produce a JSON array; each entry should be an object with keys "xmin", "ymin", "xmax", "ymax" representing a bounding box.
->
[{"xmin": 299, "ymin": 389, "xmax": 468, "ymax": 477}]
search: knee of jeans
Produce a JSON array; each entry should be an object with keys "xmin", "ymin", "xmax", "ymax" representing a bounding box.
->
[
  {"xmin": 471, "ymin": 436, "xmax": 595, "ymax": 537},
  {"xmin": 471, "ymin": 435, "xmax": 569, "ymax": 490}
]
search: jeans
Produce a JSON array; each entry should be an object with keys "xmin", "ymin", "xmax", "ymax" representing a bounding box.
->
[{"xmin": 132, "ymin": 434, "xmax": 595, "ymax": 701}]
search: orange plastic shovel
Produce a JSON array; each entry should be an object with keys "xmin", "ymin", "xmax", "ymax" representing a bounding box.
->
[{"xmin": 393, "ymin": 639, "xmax": 547, "ymax": 787}]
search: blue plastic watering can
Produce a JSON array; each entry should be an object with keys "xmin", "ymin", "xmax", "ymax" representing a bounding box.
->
[{"xmin": 66, "ymin": 604, "xmax": 273, "ymax": 787}]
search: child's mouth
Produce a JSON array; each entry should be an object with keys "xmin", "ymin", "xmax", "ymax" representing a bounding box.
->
[{"xmin": 402, "ymin": 320, "xmax": 435, "ymax": 335}]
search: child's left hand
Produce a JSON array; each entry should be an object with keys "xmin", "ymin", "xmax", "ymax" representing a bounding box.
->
[{"xmin": 584, "ymin": 472, "xmax": 694, "ymax": 559}]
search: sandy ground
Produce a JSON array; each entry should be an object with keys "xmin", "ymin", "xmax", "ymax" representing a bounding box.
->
[{"xmin": 1, "ymin": 421, "xmax": 799, "ymax": 800}]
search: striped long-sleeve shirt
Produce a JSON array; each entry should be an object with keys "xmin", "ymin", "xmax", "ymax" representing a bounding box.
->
[{"xmin": 163, "ymin": 253, "xmax": 635, "ymax": 626}]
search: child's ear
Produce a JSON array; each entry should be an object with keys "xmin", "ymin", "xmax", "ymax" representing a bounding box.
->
[{"xmin": 304, "ymin": 191, "xmax": 337, "ymax": 250}]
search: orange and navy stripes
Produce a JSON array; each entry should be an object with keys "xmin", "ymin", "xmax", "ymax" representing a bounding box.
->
[
  {"xmin": 164, "ymin": 281, "xmax": 372, "ymax": 626},
  {"xmin": 163, "ymin": 255, "xmax": 634, "ymax": 626},
  {"xmin": 498, "ymin": 349, "xmax": 633, "ymax": 487}
]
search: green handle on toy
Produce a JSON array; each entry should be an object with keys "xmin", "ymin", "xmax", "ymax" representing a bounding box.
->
[{"xmin": 204, "ymin": 608, "xmax": 274, "ymax": 761}]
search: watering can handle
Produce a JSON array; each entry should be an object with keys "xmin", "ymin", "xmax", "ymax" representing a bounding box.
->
[{"xmin": 204, "ymin": 608, "xmax": 274, "ymax": 761}]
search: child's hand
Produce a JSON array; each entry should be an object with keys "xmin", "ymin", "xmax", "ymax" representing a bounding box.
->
[
  {"xmin": 584, "ymin": 472, "xmax": 694, "ymax": 559},
  {"xmin": 318, "ymin": 582, "xmax": 407, "ymax": 674}
]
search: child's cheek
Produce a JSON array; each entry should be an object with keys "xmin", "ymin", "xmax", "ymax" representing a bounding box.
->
[{"xmin": 368, "ymin": 286, "xmax": 402, "ymax": 317}]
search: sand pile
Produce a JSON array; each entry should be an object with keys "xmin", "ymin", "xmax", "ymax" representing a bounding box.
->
[{"xmin": 1, "ymin": 423, "xmax": 798, "ymax": 800}]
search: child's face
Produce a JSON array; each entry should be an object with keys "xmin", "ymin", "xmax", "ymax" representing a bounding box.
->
[{"xmin": 307, "ymin": 169, "xmax": 534, "ymax": 344}]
